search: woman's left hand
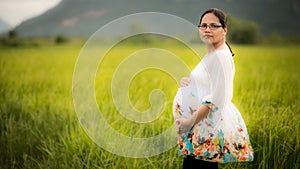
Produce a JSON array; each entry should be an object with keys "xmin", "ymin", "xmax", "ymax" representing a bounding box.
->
[{"xmin": 176, "ymin": 117, "xmax": 194, "ymax": 133}]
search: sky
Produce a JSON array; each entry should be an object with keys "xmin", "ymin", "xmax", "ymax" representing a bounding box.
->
[{"xmin": 0, "ymin": 0, "xmax": 62, "ymax": 27}]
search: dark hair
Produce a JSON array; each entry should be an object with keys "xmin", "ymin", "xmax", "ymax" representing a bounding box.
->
[{"xmin": 199, "ymin": 8, "xmax": 235, "ymax": 56}]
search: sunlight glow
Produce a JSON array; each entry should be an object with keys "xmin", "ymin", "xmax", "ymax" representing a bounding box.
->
[{"xmin": 0, "ymin": 0, "xmax": 62, "ymax": 26}]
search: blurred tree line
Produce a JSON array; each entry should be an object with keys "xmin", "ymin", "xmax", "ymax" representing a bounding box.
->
[
  {"xmin": 227, "ymin": 15, "xmax": 259, "ymax": 44},
  {"xmin": 226, "ymin": 15, "xmax": 300, "ymax": 44},
  {"xmin": 0, "ymin": 30, "xmax": 70, "ymax": 47}
]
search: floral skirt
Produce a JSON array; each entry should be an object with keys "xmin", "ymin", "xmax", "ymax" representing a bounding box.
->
[
  {"xmin": 177, "ymin": 126, "xmax": 254, "ymax": 163},
  {"xmin": 173, "ymin": 88, "xmax": 254, "ymax": 163}
]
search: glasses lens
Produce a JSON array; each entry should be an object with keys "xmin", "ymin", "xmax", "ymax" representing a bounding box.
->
[
  {"xmin": 199, "ymin": 24, "xmax": 207, "ymax": 30},
  {"xmin": 210, "ymin": 24, "xmax": 219, "ymax": 30}
]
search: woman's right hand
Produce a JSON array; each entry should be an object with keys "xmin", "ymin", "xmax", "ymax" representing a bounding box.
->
[{"xmin": 180, "ymin": 77, "xmax": 191, "ymax": 87}]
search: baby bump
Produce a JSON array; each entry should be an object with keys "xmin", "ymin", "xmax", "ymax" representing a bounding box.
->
[{"xmin": 172, "ymin": 85, "xmax": 200, "ymax": 120}]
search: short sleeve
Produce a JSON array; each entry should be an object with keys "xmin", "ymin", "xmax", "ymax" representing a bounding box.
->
[{"xmin": 201, "ymin": 50, "xmax": 234, "ymax": 113}]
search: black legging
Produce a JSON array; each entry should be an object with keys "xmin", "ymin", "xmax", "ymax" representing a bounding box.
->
[{"xmin": 183, "ymin": 156, "xmax": 218, "ymax": 169}]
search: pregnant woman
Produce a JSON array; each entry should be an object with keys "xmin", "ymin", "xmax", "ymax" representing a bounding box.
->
[{"xmin": 173, "ymin": 8, "xmax": 254, "ymax": 169}]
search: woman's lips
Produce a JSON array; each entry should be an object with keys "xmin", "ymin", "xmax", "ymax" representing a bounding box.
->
[{"xmin": 203, "ymin": 35, "xmax": 213, "ymax": 39}]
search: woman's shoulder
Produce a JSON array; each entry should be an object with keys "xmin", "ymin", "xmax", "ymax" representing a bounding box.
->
[
  {"xmin": 203, "ymin": 49, "xmax": 232, "ymax": 62},
  {"xmin": 202, "ymin": 49, "xmax": 234, "ymax": 71},
  {"xmin": 215, "ymin": 49, "xmax": 232, "ymax": 57}
]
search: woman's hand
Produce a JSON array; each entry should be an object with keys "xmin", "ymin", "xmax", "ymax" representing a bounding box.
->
[
  {"xmin": 180, "ymin": 77, "xmax": 191, "ymax": 87},
  {"xmin": 176, "ymin": 116, "xmax": 195, "ymax": 133},
  {"xmin": 176, "ymin": 104, "xmax": 212, "ymax": 134}
]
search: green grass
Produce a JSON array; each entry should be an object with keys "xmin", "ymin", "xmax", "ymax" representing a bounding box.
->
[{"xmin": 0, "ymin": 44, "xmax": 299, "ymax": 169}]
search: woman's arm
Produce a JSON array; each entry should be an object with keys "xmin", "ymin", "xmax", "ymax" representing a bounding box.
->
[
  {"xmin": 176, "ymin": 104, "xmax": 213, "ymax": 133},
  {"xmin": 176, "ymin": 104, "xmax": 214, "ymax": 132}
]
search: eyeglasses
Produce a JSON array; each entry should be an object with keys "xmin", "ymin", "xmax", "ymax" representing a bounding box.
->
[{"xmin": 198, "ymin": 24, "xmax": 223, "ymax": 30}]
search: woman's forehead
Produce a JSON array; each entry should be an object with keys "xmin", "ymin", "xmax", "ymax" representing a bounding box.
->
[{"xmin": 201, "ymin": 13, "xmax": 220, "ymax": 23}]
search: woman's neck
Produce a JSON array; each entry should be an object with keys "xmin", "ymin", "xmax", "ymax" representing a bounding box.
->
[{"xmin": 207, "ymin": 40, "xmax": 227, "ymax": 54}]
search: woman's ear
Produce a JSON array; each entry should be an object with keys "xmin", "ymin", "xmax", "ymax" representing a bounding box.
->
[{"xmin": 223, "ymin": 27, "xmax": 228, "ymax": 36}]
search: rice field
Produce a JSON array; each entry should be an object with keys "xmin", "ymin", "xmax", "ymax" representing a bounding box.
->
[{"xmin": 0, "ymin": 43, "xmax": 299, "ymax": 169}]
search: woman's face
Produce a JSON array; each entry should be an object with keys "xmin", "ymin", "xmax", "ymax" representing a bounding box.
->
[{"xmin": 199, "ymin": 13, "xmax": 227, "ymax": 46}]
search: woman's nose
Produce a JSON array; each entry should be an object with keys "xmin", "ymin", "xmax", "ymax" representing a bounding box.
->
[{"xmin": 203, "ymin": 28, "xmax": 211, "ymax": 33}]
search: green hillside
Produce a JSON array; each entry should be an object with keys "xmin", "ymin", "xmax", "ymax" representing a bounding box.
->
[{"xmin": 15, "ymin": 0, "xmax": 300, "ymax": 37}]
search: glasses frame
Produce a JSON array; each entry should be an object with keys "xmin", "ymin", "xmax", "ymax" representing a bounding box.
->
[{"xmin": 198, "ymin": 24, "xmax": 223, "ymax": 30}]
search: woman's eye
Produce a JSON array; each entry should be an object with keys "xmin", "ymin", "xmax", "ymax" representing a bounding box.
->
[
  {"xmin": 200, "ymin": 25, "xmax": 207, "ymax": 28},
  {"xmin": 211, "ymin": 25, "xmax": 217, "ymax": 28}
]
